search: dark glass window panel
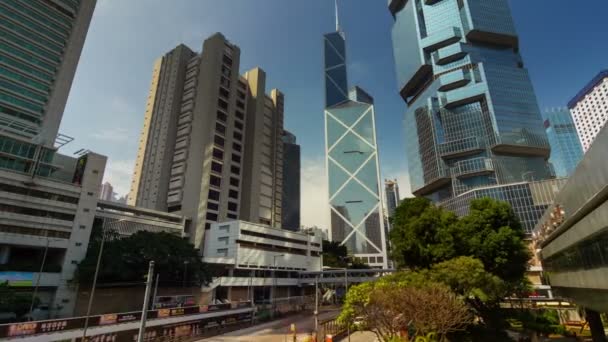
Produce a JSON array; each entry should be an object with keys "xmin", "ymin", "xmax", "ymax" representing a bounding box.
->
[
  {"xmin": 213, "ymin": 148, "xmax": 223, "ymax": 160},
  {"xmin": 210, "ymin": 175, "xmax": 221, "ymax": 187},
  {"xmin": 208, "ymin": 189, "xmax": 220, "ymax": 201},
  {"xmin": 211, "ymin": 161, "xmax": 222, "ymax": 173},
  {"xmin": 216, "ymin": 122, "xmax": 226, "ymax": 134},
  {"xmin": 214, "ymin": 135, "xmax": 225, "ymax": 147}
]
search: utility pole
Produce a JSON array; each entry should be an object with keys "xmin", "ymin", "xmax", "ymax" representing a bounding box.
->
[
  {"xmin": 137, "ymin": 261, "xmax": 155, "ymax": 342},
  {"xmin": 29, "ymin": 232, "xmax": 50, "ymax": 319},
  {"xmin": 345, "ymin": 268, "xmax": 350, "ymax": 342},
  {"xmin": 151, "ymin": 273, "xmax": 160, "ymax": 310},
  {"xmin": 314, "ymin": 275, "xmax": 319, "ymax": 333}
]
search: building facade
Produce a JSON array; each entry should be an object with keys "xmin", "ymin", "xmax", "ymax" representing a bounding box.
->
[
  {"xmin": 128, "ymin": 33, "xmax": 285, "ymax": 249},
  {"xmin": 0, "ymin": 141, "xmax": 106, "ymax": 318},
  {"xmin": 542, "ymin": 108, "xmax": 583, "ymax": 178},
  {"xmin": 441, "ymin": 178, "xmax": 566, "ymax": 234},
  {"xmin": 567, "ymin": 70, "xmax": 608, "ymax": 152},
  {"xmin": 99, "ymin": 181, "xmax": 113, "ymax": 201},
  {"xmin": 281, "ymin": 130, "xmax": 300, "ymax": 231},
  {"xmin": 389, "ymin": 0, "xmax": 552, "ymax": 203},
  {"xmin": 203, "ymin": 220, "xmax": 322, "ymax": 303},
  {"xmin": 533, "ymin": 124, "xmax": 608, "ymax": 339},
  {"xmin": 384, "ymin": 179, "xmax": 400, "ymax": 217},
  {"xmin": 0, "ymin": 0, "xmax": 97, "ymax": 146},
  {"xmin": 323, "ymin": 17, "xmax": 388, "ymax": 267}
]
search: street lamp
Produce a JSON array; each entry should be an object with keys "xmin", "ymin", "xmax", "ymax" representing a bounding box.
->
[
  {"xmin": 82, "ymin": 218, "xmax": 126, "ymax": 341},
  {"xmin": 271, "ymin": 254, "xmax": 284, "ymax": 318}
]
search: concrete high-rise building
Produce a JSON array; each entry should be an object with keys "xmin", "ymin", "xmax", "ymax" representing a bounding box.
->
[
  {"xmin": 281, "ymin": 130, "xmax": 300, "ymax": 231},
  {"xmin": 0, "ymin": 0, "xmax": 97, "ymax": 146},
  {"xmin": 129, "ymin": 33, "xmax": 285, "ymax": 249},
  {"xmin": 567, "ymin": 70, "xmax": 608, "ymax": 152},
  {"xmin": 384, "ymin": 179, "xmax": 400, "ymax": 217},
  {"xmin": 542, "ymin": 108, "xmax": 583, "ymax": 178},
  {"xmin": 324, "ymin": 3, "xmax": 388, "ymax": 268},
  {"xmin": 99, "ymin": 181, "xmax": 114, "ymax": 201},
  {"xmin": 389, "ymin": 0, "xmax": 556, "ymax": 233}
]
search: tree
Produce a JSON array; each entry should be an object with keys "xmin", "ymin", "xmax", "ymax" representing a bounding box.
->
[
  {"xmin": 0, "ymin": 282, "xmax": 38, "ymax": 318},
  {"xmin": 338, "ymin": 272, "xmax": 472, "ymax": 342},
  {"xmin": 390, "ymin": 198, "xmax": 458, "ymax": 269},
  {"xmin": 76, "ymin": 231, "xmax": 211, "ymax": 286},
  {"xmin": 452, "ymin": 198, "xmax": 530, "ymax": 283},
  {"xmin": 322, "ymin": 240, "xmax": 348, "ymax": 268},
  {"xmin": 389, "ymin": 198, "xmax": 532, "ymax": 330}
]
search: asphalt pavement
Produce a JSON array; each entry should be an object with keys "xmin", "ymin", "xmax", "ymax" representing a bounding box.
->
[{"xmin": 197, "ymin": 310, "xmax": 340, "ymax": 342}]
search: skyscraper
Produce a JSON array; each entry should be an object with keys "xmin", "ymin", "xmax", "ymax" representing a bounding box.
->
[
  {"xmin": 99, "ymin": 181, "xmax": 114, "ymax": 201},
  {"xmin": 567, "ymin": 70, "xmax": 608, "ymax": 152},
  {"xmin": 0, "ymin": 0, "xmax": 97, "ymax": 146},
  {"xmin": 384, "ymin": 179, "xmax": 400, "ymax": 217},
  {"xmin": 281, "ymin": 130, "xmax": 301, "ymax": 231},
  {"xmin": 324, "ymin": 3, "xmax": 388, "ymax": 268},
  {"xmin": 542, "ymin": 108, "xmax": 583, "ymax": 178},
  {"xmin": 388, "ymin": 0, "xmax": 556, "ymax": 232},
  {"xmin": 129, "ymin": 33, "xmax": 285, "ymax": 249}
]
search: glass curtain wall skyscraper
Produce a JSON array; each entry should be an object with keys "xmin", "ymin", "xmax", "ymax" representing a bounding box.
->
[
  {"xmin": 324, "ymin": 3, "xmax": 388, "ymax": 268},
  {"xmin": 388, "ymin": 0, "xmax": 555, "ymax": 232},
  {"xmin": 542, "ymin": 108, "xmax": 583, "ymax": 178}
]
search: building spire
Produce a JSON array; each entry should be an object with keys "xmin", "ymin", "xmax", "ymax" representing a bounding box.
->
[{"xmin": 335, "ymin": 0, "xmax": 340, "ymax": 32}]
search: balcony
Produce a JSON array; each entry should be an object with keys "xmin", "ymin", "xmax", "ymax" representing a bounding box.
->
[
  {"xmin": 491, "ymin": 131, "xmax": 551, "ymax": 158},
  {"xmin": 421, "ymin": 27, "xmax": 462, "ymax": 52},
  {"xmin": 439, "ymin": 82, "xmax": 486, "ymax": 108},
  {"xmin": 438, "ymin": 69, "xmax": 471, "ymax": 92},
  {"xmin": 438, "ymin": 137, "xmax": 484, "ymax": 159},
  {"xmin": 451, "ymin": 158, "xmax": 494, "ymax": 178},
  {"xmin": 433, "ymin": 43, "xmax": 468, "ymax": 65},
  {"xmin": 412, "ymin": 168, "xmax": 451, "ymax": 196},
  {"xmin": 467, "ymin": 30, "xmax": 518, "ymax": 50}
]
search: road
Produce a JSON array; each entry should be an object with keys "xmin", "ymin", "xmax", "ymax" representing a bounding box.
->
[{"xmin": 198, "ymin": 310, "xmax": 340, "ymax": 342}]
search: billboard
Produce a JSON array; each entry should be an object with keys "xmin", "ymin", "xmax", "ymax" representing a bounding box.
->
[{"xmin": 0, "ymin": 272, "xmax": 33, "ymax": 287}]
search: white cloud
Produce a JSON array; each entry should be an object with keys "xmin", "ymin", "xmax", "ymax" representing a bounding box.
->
[
  {"xmin": 102, "ymin": 159, "xmax": 134, "ymax": 197},
  {"xmin": 300, "ymin": 157, "xmax": 331, "ymax": 229},
  {"xmin": 92, "ymin": 127, "xmax": 133, "ymax": 143}
]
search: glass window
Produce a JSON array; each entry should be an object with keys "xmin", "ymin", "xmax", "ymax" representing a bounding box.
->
[
  {"xmin": 211, "ymin": 161, "xmax": 222, "ymax": 173},
  {"xmin": 214, "ymin": 135, "xmax": 224, "ymax": 147},
  {"xmin": 229, "ymin": 189, "xmax": 238, "ymax": 199},
  {"xmin": 231, "ymin": 165, "xmax": 240, "ymax": 175},
  {"xmin": 233, "ymin": 143, "xmax": 242, "ymax": 152},
  {"xmin": 228, "ymin": 202, "xmax": 238, "ymax": 212},
  {"xmin": 210, "ymin": 175, "xmax": 221, "ymax": 187},
  {"xmin": 230, "ymin": 177, "xmax": 239, "ymax": 187},
  {"xmin": 217, "ymin": 111, "xmax": 227, "ymax": 122},
  {"xmin": 231, "ymin": 154, "xmax": 241, "ymax": 163},
  {"xmin": 212, "ymin": 148, "xmax": 223, "ymax": 160},
  {"xmin": 233, "ymin": 132, "xmax": 243, "ymax": 141},
  {"xmin": 208, "ymin": 189, "xmax": 220, "ymax": 201}
]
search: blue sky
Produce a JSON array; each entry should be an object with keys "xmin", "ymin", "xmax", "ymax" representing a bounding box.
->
[{"xmin": 60, "ymin": 0, "xmax": 608, "ymax": 228}]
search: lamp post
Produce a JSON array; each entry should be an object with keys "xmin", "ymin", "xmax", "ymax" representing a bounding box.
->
[
  {"xmin": 271, "ymin": 254, "xmax": 284, "ymax": 318},
  {"xmin": 82, "ymin": 218, "xmax": 125, "ymax": 341}
]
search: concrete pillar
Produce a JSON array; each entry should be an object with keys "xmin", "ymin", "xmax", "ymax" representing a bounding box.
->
[
  {"xmin": 0, "ymin": 245, "xmax": 10, "ymax": 264},
  {"xmin": 585, "ymin": 308, "xmax": 607, "ymax": 342}
]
